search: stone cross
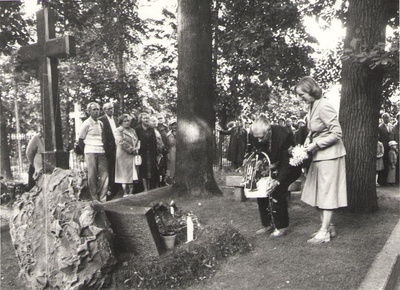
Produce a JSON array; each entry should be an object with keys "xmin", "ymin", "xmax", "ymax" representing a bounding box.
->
[
  {"xmin": 69, "ymin": 103, "xmax": 85, "ymax": 140},
  {"xmin": 18, "ymin": 8, "xmax": 76, "ymax": 173}
]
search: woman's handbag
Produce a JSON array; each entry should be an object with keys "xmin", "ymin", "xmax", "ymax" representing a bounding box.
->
[{"xmin": 134, "ymin": 154, "xmax": 142, "ymax": 166}]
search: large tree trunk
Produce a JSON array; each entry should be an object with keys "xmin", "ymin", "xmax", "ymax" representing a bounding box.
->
[
  {"xmin": 175, "ymin": 0, "xmax": 221, "ymax": 196},
  {"xmin": 340, "ymin": 0, "xmax": 392, "ymax": 212},
  {"xmin": 0, "ymin": 96, "xmax": 13, "ymax": 180}
]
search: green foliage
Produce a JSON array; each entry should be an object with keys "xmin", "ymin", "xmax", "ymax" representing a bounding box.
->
[
  {"xmin": 139, "ymin": 10, "xmax": 178, "ymax": 114},
  {"xmin": 341, "ymin": 31, "xmax": 399, "ymax": 111},
  {"xmin": 0, "ymin": 58, "xmax": 41, "ymax": 133},
  {"xmin": 313, "ymin": 43, "xmax": 342, "ymax": 90},
  {"xmin": 0, "ymin": 2, "xmax": 32, "ymax": 56},
  {"xmin": 45, "ymin": 0, "xmax": 146, "ymax": 114},
  {"xmin": 215, "ymin": 0, "xmax": 317, "ymax": 123}
]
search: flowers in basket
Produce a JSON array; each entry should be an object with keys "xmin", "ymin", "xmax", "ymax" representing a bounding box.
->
[
  {"xmin": 289, "ymin": 145, "xmax": 310, "ymax": 167},
  {"xmin": 151, "ymin": 201, "xmax": 202, "ymax": 242}
]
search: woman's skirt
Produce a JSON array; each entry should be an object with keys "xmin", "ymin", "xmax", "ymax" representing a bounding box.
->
[
  {"xmin": 376, "ymin": 157, "xmax": 384, "ymax": 171},
  {"xmin": 301, "ymin": 156, "xmax": 347, "ymax": 209}
]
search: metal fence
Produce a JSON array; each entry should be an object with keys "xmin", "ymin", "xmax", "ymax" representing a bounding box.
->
[{"xmin": 213, "ymin": 131, "xmax": 232, "ymax": 171}]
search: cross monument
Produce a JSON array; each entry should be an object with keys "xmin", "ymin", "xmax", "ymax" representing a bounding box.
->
[
  {"xmin": 18, "ymin": 8, "xmax": 76, "ymax": 173},
  {"xmin": 69, "ymin": 103, "xmax": 86, "ymax": 140}
]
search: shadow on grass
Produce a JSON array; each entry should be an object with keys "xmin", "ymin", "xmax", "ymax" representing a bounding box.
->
[
  {"xmin": 167, "ymin": 189, "xmax": 399, "ymax": 290},
  {"xmin": 1, "ymin": 181, "xmax": 398, "ymax": 290}
]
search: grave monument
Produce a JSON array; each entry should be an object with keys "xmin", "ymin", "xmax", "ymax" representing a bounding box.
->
[
  {"xmin": 18, "ymin": 7, "xmax": 75, "ymax": 173},
  {"xmin": 11, "ymin": 8, "xmax": 116, "ymax": 289},
  {"xmin": 11, "ymin": 8, "xmax": 173, "ymax": 289}
]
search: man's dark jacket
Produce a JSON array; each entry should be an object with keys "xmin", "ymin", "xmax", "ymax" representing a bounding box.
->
[{"xmin": 248, "ymin": 125, "xmax": 301, "ymax": 187}]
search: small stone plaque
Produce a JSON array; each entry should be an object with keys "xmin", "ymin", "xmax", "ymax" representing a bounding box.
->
[{"xmin": 100, "ymin": 204, "xmax": 165, "ymax": 256}]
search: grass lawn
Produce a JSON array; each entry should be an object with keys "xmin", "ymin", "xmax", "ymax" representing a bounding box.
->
[
  {"xmin": 1, "ymin": 176, "xmax": 399, "ymax": 290},
  {"xmin": 165, "ymin": 185, "xmax": 399, "ymax": 290}
]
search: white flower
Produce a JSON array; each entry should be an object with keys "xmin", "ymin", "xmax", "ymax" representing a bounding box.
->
[{"xmin": 289, "ymin": 145, "xmax": 309, "ymax": 166}]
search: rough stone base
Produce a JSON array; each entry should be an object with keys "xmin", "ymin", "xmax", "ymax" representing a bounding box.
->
[{"xmin": 9, "ymin": 168, "xmax": 116, "ymax": 289}]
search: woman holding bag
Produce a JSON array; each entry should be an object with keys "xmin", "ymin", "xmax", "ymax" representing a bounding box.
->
[
  {"xmin": 114, "ymin": 114, "xmax": 140, "ymax": 196},
  {"xmin": 294, "ymin": 76, "xmax": 347, "ymax": 244}
]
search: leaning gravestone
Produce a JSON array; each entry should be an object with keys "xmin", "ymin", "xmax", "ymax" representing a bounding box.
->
[
  {"xmin": 100, "ymin": 203, "xmax": 165, "ymax": 256},
  {"xmin": 9, "ymin": 168, "xmax": 116, "ymax": 289}
]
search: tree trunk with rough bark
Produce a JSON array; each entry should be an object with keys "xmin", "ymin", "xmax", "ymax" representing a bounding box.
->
[
  {"xmin": 175, "ymin": 0, "xmax": 221, "ymax": 196},
  {"xmin": 340, "ymin": 0, "xmax": 395, "ymax": 212}
]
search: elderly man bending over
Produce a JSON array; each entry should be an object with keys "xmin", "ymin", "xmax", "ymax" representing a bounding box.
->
[{"xmin": 248, "ymin": 115, "xmax": 301, "ymax": 237}]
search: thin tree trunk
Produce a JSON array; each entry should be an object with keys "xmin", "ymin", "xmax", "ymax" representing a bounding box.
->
[
  {"xmin": 340, "ymin": 0, "xmax": 388, "ymax": 212},
  {"xmin": 175, "ymin": 0, "xmax": 221, "ymax": 196},
  {"xmin": 0, "ymin": 96, "xmax": 13, "ymax": 180},
  {"xmin": 116, "ymin": 50, "xmax": 125, "ymax": 113},
  {"xmin": 13, "ymin": 78, "xmax": 23, "ymax": 178}
]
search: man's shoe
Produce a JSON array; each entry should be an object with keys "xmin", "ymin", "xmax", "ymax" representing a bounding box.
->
[
  {"xmin": 256, "ymin": 226, "xmax": 275, "ymax": 235},
  {"xmin": 270, "ymin": 227, "xmax": 287, "ymax": 237}
]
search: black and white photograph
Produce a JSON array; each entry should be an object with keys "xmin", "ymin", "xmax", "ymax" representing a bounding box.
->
[{"xmin": 0, "ymin": 0, "xmax": 399, "ymax": 289}]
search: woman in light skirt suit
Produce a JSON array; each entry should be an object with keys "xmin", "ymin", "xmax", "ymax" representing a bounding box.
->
[
  {"xmin": 294, "ymin": 76, "xmax": 347, "ymax": 244},
  {"xmin": 114, "ymin": 114, "xmax": 140, "ymax": 196}
]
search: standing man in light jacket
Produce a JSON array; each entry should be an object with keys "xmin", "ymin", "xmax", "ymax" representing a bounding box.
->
[{"xmin": 79, "ymin": 102, "xmax": 109, "ymax": 202}]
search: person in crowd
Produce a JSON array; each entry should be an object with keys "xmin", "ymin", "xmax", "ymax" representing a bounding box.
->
[
  {"xmin": 78, "ymin": 102, "xmax": 109, "ymax": 202},
  {"xmin": 285, "ymin": 118, "xmax": 295, "ymax": 135},
  {"xmin": 387, "ymin": 140, "xmax": 398, "ymax": 186},
  {"xmin": 393, "ymin": 113, "xmax": 399, "ymax": 144},
  {"xmin": 220, "ymin": 119, "xmax": 247, "ymax": 170},
  {"xmin": 378, "ymin": 112, "xmax": 394, "ymax": 186},
  {"xmin": 297, "ymin": 119, "xmax": 306, "ymax": 128},
  {"xmin": 249, "ymin": 115, "xmax": 302, "ymax": 237},
  {"xmin": 294, "ymin": 119, "xmax": 308, "ymax": 146},
  {"xmin": 25, "ymin": 126, "xmax": 44, "ymax": 190},
  {"xmin": 149, "ymin": 116, "xmax": 165, "ymax": 152},
  {"xmin": 135, "ymin": 113, "xmax": 159, "ymax": 191},
  {"xmin": 98, "ymin": 102, "xmax": 119, "ymax": 198},
  {"xmin": 226, "ymin": 121, "xmax": 236, "ymax": 130},
  {"xmin": 291, "ymin": 115, "xmax": 299, "ymax": 130},
  {"xmin": 130, "ymin": 109, "xmax": 139, "ymax": 130},
  {"xmin": 278, "ymin": 116, "xmax": 286, "ymax": 127},
  {"xmin": 114, "ymin": 114, "xmax": 140, "ymax": 196},
  {"xmin": 294, "ymin": 76, "xmax": 347, "ymax": 244},
  {"xmin": 244, "ymin": 119, "xmax": 253, "ymax": 133},
  {"xmin": 393, "ymin": 113, "xmax": 399, "ymax": 184},
  {"xmin": 149, "ymin": 115, "xmax": 165, "ymax": 186},
  {"xmin": 166, "ymin": 119, "xmax": 177, "ymax": 184},
  {"xmin": 156, "ymin": 113, "xmax": 169, "ymax": 186},
  {"xmin": 244, "ymin": 119, "xmax": 253, "ymax": 151},
  {"xmin": 376, "ymin": 139, "xmax": 385, "ymax": 186}
]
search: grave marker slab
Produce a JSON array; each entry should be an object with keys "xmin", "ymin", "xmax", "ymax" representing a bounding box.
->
[{"xmin": 96, "ymin": 203, "xmax": 166, "ymax": 256}]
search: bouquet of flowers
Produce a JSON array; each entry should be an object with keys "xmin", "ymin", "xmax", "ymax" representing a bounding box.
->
[{"xmin": 289, "ymin": 145, "xmax": 310, "ymax": 166}]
